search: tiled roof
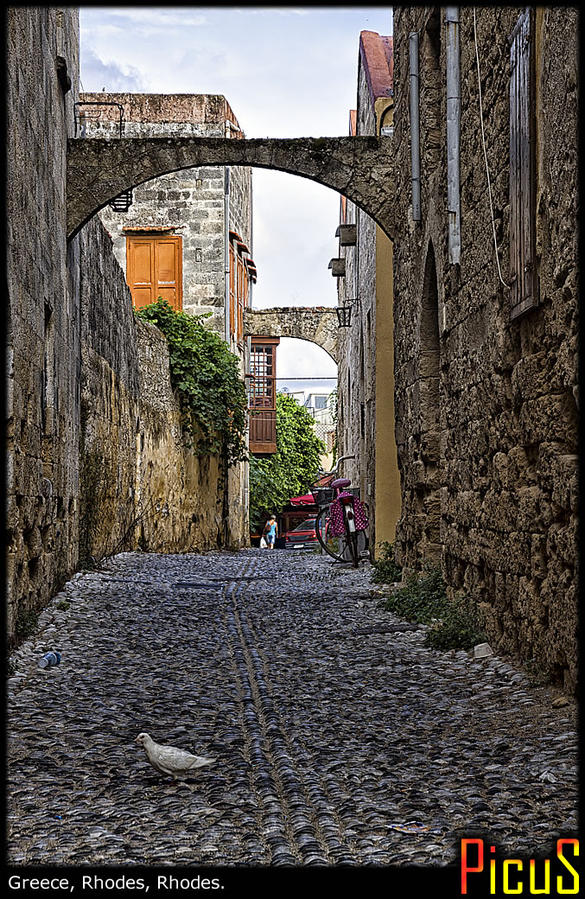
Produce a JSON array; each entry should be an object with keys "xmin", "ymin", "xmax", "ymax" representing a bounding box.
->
[{"xmin": 359, "ymin": 31, "xmax": 393, "ymax": 102}]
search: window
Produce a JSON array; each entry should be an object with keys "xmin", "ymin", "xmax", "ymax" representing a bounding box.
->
[
  {"xmin": 249, "ymin": 341, "xmax": 277, "ymax": 410},
  {"xmin": 509, "ymin": 8, "xmax": 538, "ymax": 318},
  {"xmin": 248, "ymin": 338, "xmax": 279, "ymax": 454},
  {"xmin": 228, "ymin": 231, "xmax": 252, "ymax": 345},
  {"xmin": 126, "ymin": 234, "xmax": 182, "ymax": 311}
]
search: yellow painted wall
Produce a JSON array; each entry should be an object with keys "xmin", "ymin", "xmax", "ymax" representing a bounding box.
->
[
  {"xmin": 373, "ymin": 98, "xmax": 401, "ymax": 553},
  {"xmin": 374, "ymin": 227, "xmax": 401, "ymax": 550}
]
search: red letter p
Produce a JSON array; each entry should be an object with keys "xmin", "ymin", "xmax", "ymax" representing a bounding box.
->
[{"xmin": 461, "ymin": 839, "xmax": 484, "ymax": 894}]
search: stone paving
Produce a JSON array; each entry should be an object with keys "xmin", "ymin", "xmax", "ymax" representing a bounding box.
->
[{"xmin": 6, "ymin": 548, "xmax": 578, "ymax": 867}]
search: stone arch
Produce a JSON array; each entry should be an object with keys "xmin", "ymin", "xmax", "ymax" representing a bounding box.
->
[
  {"xmin": 66, "ymin": 135, "xmax": 396, "ymax": 241},
  {"xmin": 243, "ymin": 307, "xmax": 338, "ymax": 363}
]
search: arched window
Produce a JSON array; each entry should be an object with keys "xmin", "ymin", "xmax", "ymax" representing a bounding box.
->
[{"xmin": 418, "ymin": 243, "xmax": 441, "ymax": 560}]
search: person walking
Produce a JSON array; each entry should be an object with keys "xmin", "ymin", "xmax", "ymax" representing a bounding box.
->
[{"xmin": 263, "ymin": 515, "xmax": 278, "ymax": 549}]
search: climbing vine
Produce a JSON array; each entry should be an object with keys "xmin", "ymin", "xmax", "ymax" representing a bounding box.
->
[{"xmin": 135, "ymin": 298, "xmax": 248, "ymax": 465}]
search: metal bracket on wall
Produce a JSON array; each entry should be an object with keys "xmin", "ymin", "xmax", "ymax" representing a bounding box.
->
[{"xmin": 74, "ymin": 101, "xmax": 133, "ymax": 211}]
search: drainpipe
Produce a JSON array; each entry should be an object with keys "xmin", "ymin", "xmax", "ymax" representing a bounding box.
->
[
  {"xmin": 446, "ymin": 7, "xmax": 461, "ymax": 264},
  {"xmin": 409, "ymin": 31, "xmax": 421, "ymax": 222}
]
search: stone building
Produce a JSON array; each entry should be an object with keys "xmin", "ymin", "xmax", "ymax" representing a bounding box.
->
[
  {"xmin": 334, "ymin": 31, "xmax": 401, "ymax": 554},
  {"xmin": 390, "ymin": 7, "xmax": 578, "ymax": 689},
  {"xmin": 78, "ymin": 93, "xmax": 255, "ymax": 350},
  {"xmin": 78, "ymin": 92, "xmax": 255, "ymax": 540},
  {"xmin": 6, "ymin": 8, "xmax": 249, "ymax": 645}
]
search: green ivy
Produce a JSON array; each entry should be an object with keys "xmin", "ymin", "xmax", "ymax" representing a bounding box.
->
[
  {"xmin": 135, "ymin": 298, "xmax": 247, "ymax": 465},
  {"xmin": 249, "ymin": 392, "xmax": 325, "ymax": 532}
]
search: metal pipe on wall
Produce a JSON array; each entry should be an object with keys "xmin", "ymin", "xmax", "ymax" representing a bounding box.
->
[
  {"xmin": 446, "ymin": 7, "xmax": 461, "ymax": 263},
  {"xmin": 409, "ymin": 32, "xmax": 421, "ymax": 222}
]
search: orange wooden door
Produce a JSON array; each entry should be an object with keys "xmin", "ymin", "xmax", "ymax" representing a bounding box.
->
[{"xmin": 126, "ymin": 235, "xmax": 182, "ymax": 311}]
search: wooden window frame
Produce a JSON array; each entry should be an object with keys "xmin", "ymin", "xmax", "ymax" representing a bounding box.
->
[
  {"xmin": 509, "ymin": 8, "xmax": 538, "ymax": 319},
  {"xmin": 229, "ymin": 243, "xmax": 236, "ymax": 338},
  {"xmin": 126, "ymin": 232, "xmax": 183, "ymax": 311},
  {"xmin": 248, "ymin": 337, "xmax": 279, "ymax": 454},
  {"xmin": 228, "ymin": 234, "xmax": 251, "ymax": 346}
]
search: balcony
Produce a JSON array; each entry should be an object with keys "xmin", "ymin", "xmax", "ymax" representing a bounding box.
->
[{"xmin": 249, "ymin": 409, "xmax": 277, "ymax": 454}]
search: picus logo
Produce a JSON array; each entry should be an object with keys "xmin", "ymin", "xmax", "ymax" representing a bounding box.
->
[{"xmin": 459, "ymin": 838, "xmax": 579, "ymax": 895}]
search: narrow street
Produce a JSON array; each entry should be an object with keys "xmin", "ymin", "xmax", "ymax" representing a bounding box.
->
[{"xmin": 7, "ymin": 548, "xmax": 577, "ymax": 868}]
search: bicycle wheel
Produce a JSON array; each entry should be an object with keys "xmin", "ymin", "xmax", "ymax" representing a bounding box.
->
[
  {"xmin": 315, "ymin": 505, "xmax": 346, "ymax": 562},
  {"xmin": 342, "ymin": 504, "xmax": 360, "ymax": 568}
]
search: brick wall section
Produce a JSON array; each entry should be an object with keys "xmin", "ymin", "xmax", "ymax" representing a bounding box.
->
[
  {"xmin": 391, "ymin": 7, "xmax": 578, "ymax": 689},
  {"xmin": 80, "ymin": 92, "xmax": 253, "ymax": 548}
]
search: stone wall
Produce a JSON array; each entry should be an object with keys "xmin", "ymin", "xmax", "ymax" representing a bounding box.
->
[
  {"xmin": 6, "ymin": 7, "xmax": 81, "ymax": 638},
  {"xmin": 391, "ymin": 7, "xmax": 578, "ymax": 689},
  {"xmin": 81, "ymin": 93, "xmax": 251, "ymax": 547},
  {"xmin": 6, "ymin": 10, "xmax": 247, "ymax": 645},
  {"xmin": 78, "ymin": 215, "xmax": 232, "ymax": 561},
  {"xmin": 244, "ymin": 307, "xmax": 339, "ymax": 363}
]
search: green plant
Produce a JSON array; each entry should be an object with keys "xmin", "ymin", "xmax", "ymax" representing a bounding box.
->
[
  {"xmin": 371, "ymin": 541, "xmax": 402, "ymax": 584},
  {"xmin": 424, "ymin": 593, "xmax": 486, "ymax": 651},
  {"xmin": 249, "ymin": 392, "xmax": 325, "ymax": 532},
  {"xmin": 383, "ymin": 565, "xmax": 449, "ymax": 623},
  {"xmin": 15, "ymin": 607, "xmax": 39, "ymax": 640},
  {"xmin": 135, "ymin": 298, "xmax": 248, "ymax": 465},
  {"xmin": 382, "ymin": 564, "xmax": 486, "ymax": 651}
]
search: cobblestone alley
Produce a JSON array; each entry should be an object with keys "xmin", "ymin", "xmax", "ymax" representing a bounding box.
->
[{"xmin": 7, "ymin": 548, "xmax": 578, "ymax": 869}]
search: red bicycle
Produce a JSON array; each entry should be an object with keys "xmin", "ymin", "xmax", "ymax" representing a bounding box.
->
[{"xmin": 311, "ymin": 456, "xmax": 370, "ymax": 567}]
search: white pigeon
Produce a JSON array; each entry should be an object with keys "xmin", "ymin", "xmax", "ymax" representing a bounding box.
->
[{"xmin": 135, "ymin": 732, "xmax": 216, "ymax": 787}]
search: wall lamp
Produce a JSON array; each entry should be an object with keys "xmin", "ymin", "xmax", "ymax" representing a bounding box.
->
[
  {"xmin": 336, "ymin": 305, "xmax": 352, "ymax": 327},
  {"xmin": 109, "ymin": 188, "xmax": 134, "ymax": 212}
]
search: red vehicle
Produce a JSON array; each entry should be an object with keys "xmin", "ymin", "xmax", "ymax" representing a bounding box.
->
[{"xmin": 284, "ymin": 517, "xmax": 318, "ymax": 550}]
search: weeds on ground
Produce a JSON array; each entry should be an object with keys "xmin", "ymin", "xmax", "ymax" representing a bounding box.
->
[
  {"xmin": 14, "ymin": 608, "xmax": 39, "ymax": 641},
  {"xmin": 424, "ymin": 592, "xmax": 486, "ymax": 651},
  {"xmin": 383, "ymin": 565, "xmax": 448, "ymax": 623},
  {"xmin": 381, "ymin": 564, "xmax": 486, "ymax": 651},
  {"xmin": 371, "ymin": 541, "xmax": 403, "ymax": 584}
]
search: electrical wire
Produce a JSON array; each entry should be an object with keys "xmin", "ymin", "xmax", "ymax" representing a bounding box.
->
[{"xmin": 473, "ymin": 8, "xmax": 511, "ymax": 289}]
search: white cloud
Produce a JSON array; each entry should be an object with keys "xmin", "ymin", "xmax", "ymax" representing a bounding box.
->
[
  {"xmin": 88, "ymin": 8, "xmax": 209, "ymax": 29},
  {"xmin": 80, "ymin": 47, "xmax": 146, "ymax": 92}
]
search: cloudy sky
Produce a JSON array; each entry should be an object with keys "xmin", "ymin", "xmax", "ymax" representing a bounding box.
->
[{"xmin": 79, "ymin": 6, "xmax": 393, "ymax": 393}]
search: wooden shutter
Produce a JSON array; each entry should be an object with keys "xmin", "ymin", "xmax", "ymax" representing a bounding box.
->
[
  {"xmin": 127, "ymin": 238, "xmax": 154, "ymax": 309},
  {"xmin": 126, "ymin": 235, "xmax": 182, "ymax": 311},
  {"xmin": 248, "ymin": 338, "xmax": 279, "ymax": 454},
  {"xmin": 155, "ymin": 237, "xmax": 182, "ymax": 310},
  {"xmin": 229, "ymin": 243, "xmax": 236, "ymax": 338},
  {"xmin": 509, "ymin": 8, "xmax": 538, "ymax": 319},
  {"xmin": 237, "ymin": 255, "xmax": 245, "ymax": 344}
]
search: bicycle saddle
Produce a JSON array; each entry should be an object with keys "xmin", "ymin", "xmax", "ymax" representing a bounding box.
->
[{"xmin": 331, "ymin": 477, "xmax": 351, "ymax": 489}]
